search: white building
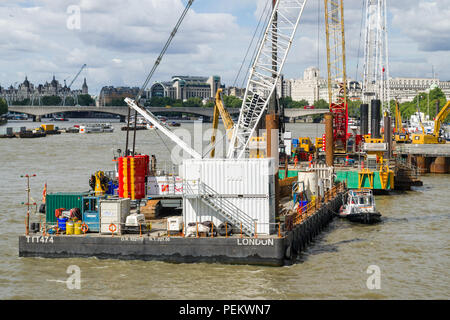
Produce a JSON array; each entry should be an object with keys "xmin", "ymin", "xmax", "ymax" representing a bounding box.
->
[{"xmin": 283, "ymin": 67, "xmax": 450, "ymax": 104}]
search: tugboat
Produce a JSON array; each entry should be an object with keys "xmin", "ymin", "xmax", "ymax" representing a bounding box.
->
[{"xmin": 338, "ymin": 189, "xmax": 381, "ymax": 224}]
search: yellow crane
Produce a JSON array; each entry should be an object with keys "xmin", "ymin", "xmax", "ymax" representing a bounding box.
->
[
  {"xmin": 393, "ymin": 100, "xmax": 410, "ymax": 143},
  {"xmin": 411, "ymin": 101, "xmax": 450, "ymax": 144},
  {"xmin": 210, "ymin": 89, "xmax": 235, "ymax": 157}
]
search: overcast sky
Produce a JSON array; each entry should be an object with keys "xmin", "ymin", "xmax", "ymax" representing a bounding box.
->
[{"xmin": 1, "ymin": 0, "xmax": 449, "ymax": 96}]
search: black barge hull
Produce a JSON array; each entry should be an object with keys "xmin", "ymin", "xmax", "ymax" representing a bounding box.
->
[{"xmin": 19, "ymin": 193, "xmax": 344, "ymax": 266}]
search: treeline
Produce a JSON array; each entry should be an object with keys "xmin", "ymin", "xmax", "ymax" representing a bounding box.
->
[
  {"xmin": 0, "ymin": 98, "xmax": 8, "ymax": 115},
  {"xmin": 9, "ymin": 94, "xmax": 95, "ymax": 106},
  {"xmin": 145, "ymin": 95, "xmax": 244, "ymax": 109}
]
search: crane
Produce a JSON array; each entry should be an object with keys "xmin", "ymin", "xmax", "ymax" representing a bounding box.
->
[
  {"xmin": 324, "ymin": 0, "xmax": 348, "ymax": 154},
  {"xmin": 210, "ymin": 89, "xmax": 235, "ymax": 158},
  {"xmin": 227, "ymin": 0, "xmax": 307, "ymax": 159},
  {"xmin": 393, "ymin": 100, "xmax": 409, "ymax": 143},
  {"xmin": 411, "ymin": 101, "xmax": 450, "ymax": 144},
  {"xmin": 124, "ymin": 0, "xmax": 194, "ymax": 156},
  {"xmin": 63, "ymin": 64, "xmax": 87, "ymax": 106},
  {"xmin": 362, "ymin": 0, "xmax": 390, "ymax": 114}
]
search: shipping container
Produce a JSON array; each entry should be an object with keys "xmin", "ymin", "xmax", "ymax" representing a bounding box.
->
[
  {"xmin": 180, "ymin": 159, "xmax": 276, "ymax": 235},
  {"xmin": 180, "ymin": 158, "xmax": 275, "ymax": 196},
  {"xmin": 45, "ymin": 192, "xmax": 89, "ymax": 225},
  {"xmin": 100, "ymin": 198, "xmax": 130, "ymax": 234}
]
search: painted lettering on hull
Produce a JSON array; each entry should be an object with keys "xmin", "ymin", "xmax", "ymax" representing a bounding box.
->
[{"xmin": 237, "ymin": 239, "xmax": 274, "ymax": 246}]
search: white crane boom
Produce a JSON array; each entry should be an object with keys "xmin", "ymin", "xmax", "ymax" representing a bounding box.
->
[
  {"xmin": 125, "ymin": 98, "xmax": 202, "ymax": 160},
  {"xmin": 227, "ymin": 0, "xmax": 307, "ymax": 159}
]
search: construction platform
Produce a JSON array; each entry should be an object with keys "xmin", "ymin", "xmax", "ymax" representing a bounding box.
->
[
  {"xmin": 395, "ymin": 143, "xmax": 450, "ymax": 174},
  {"xmin": 19, "ymin": 185, "xmax": 346, "ymax": 267}
]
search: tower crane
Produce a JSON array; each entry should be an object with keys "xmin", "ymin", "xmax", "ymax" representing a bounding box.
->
[
  {"xmin": 63, "ymin": 64, "xmax": 87, "ymax": 106},
  {"xmin": 324, "ymin": 0, "xmax": 348, "ymax": 154}
]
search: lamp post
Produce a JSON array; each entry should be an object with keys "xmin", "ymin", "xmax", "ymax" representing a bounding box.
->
[{"xmin": 21, "ymin": 174, "xmax": 36, "ymax": 235}]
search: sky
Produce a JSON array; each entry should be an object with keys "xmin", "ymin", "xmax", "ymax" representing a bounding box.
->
[{"xmin": 1, "ymin": 0, "xmax": 449, "ymax": 97}]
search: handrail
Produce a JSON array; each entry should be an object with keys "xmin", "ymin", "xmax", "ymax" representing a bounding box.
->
[
  {"xmin": 292, "ymin": 182, "xmax": 345, "ymax": 226},
  {"xmin": 184, "ymin": 180, "xmax": 256, "ymax": 235}
]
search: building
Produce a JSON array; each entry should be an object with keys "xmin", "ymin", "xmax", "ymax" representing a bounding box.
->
[
  {"xmin": 149, "ymin": 75, "xmax": 223, "ymax": 101},
  {"xmin": 283, "ymin": 67, "xmax": 450, "ymax": 105},
  {"xmin": 0, "ymin": 76, "xmax": 89, "ymax": 105},
  {"xmin": 389, "ymin": 77, "xmax": 450, "ymax": 102},
  {"xmin": 98, "ymin": 86, "xmax": 140, "ymax": 106}
]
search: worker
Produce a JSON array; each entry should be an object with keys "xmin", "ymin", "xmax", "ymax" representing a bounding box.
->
[
  {"xmin": 308, "ymin": 154, "xmax": 313, "ymax": 168},
  {"xmin": 294, "ymin": 155, "xmax": 299, "ymax": 168}
]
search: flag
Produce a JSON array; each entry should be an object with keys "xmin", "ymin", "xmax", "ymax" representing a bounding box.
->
[{"xmin": 42, "ymin": 183, "xmax": 47, "ymax": 204}]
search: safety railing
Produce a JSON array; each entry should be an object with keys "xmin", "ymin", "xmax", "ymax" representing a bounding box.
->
[{"xmin": 292, "ymin": 182, "xmax": 345, "ymax": 227}]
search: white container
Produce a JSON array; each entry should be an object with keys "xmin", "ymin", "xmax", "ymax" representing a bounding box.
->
[
  {"xmin": 180, "ymin": 158, "xmax": 275, "ymax": 196},
  {"xmin": 100, "ymin": 198, "xmax": 130, "ymax": 234},
  {"xmin": 180, "ymin": 159, "xmax": 276, "ymax": 235},
  {"xmin": 167, "ymin": 216, "xmax": 183, "ymax": 232}
]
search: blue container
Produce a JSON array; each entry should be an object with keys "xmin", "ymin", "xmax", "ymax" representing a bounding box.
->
[
  {"xmin": 83, "ymin": 211, "xmax": 100, "ymax": 233},
  {"xmin": 106, "ymin": 181, "xmax": 118, "ymax": 196},
  {"xmin": 292, "ymin": 139, "xmax": 299, "ymax": 147},
  {"xmin": 57, "ymin": 218, "xmax": 68, "ymax": 231}
]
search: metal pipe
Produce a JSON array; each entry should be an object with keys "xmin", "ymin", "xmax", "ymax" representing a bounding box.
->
[{"xmin": 325, "ymin": 113, "xmax": 334, "ymax": 167}]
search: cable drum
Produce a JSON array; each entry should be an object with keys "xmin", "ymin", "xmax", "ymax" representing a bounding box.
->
[{"xmin": 218, "ymin": 222, "xmax": 233, "ymax": 236}]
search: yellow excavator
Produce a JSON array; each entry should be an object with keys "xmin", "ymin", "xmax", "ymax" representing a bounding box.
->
[
  {"xmin": 411, "ymin": 101, "xmax": 450, "ymax": 144},
  {"xmin": 393, "ymin": 100, "xmax": 410, "ymax": 143},
  {"xmin": 210, "ymin": 89, "xmax": 235, "ymax": 157}
]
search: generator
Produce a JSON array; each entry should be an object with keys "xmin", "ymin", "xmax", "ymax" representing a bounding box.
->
[{"xmin": 123, "ymin": 213, "xmax": 148, "ymax": 234}]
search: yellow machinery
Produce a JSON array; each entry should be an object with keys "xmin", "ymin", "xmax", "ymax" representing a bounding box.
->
[
  {"xmin": 298, "ymin": 137, "xmax": 315, "ymax": 153},
  {"xmin": 40, "ymin": 124, "xmax": 55, "ymax": 132},
  {"xmin": 89, "ymin": 171, "xmax": 109, "ymax": 196},
  {"xmin": 411, "ymin": 101, "xmax": 450, "ymax": 144},
  {"xmin": 393, "ymin": 101, "xmax": 410, "ymax": 143},
  {"xmin": 210, "ymin": 89, "xmax": 235, "ymax": 158},
  {"xmin": 315, "ymin": 137, "xmax": 323, "ymax": 151}
]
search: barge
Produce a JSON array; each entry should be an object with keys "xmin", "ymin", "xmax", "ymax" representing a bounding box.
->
[{"xmin": 19, "ymin": 174, "xmax": 346, "ymax": 266}]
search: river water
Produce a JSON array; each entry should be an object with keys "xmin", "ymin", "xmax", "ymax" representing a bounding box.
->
[{"xmin": 0, "ymin": 120, "xmax": 448, "ymax": 299}]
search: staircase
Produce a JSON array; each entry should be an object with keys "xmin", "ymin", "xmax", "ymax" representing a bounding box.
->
[{"xmin": 185, "ymin": 181, "xmax": 256, "ymax": 236}]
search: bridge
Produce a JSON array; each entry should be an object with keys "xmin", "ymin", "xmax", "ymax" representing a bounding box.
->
[{"xmin": 8, "ymin": 105, "xmax": 330, "ymax": 121}]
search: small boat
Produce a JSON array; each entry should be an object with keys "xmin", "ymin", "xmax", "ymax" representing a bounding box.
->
[
  {"xmin": 121, "ymin": 125, "xmax": 147, "ymax": 131},
  {"xmin": 100, "ymin": 123, "xmax": 114, "ymax": 133},
  {"xmin": 50, "ymin": 116, "xmax": 69, "ymax": 122},
  {"xmin": 79, "ymin": 123, "xmax": 114, "ymax": 134},
  {"xmin": 168, "ymin": 121, "xmax": 180, "ymax": 127},
  {"xmin": 146, "ymin": 123, "xmax": 157, "ymax": 130},
  {"xmin": 338, "ymin": 189, "xmax": 381, "ymax": 224}
]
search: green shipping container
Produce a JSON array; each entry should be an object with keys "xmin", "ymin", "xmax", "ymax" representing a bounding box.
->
[{"xmin": 45, "ymin": 192, "xmax": 89, "ymax": 225}]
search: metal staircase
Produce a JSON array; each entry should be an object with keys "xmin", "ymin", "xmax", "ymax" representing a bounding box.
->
[{"xmin": 185, "ymin": 181, "xmax": 256, "ymax": 237}]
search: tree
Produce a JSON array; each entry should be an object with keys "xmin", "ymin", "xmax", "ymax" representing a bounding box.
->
[
  {"xmin": 42, "ymin": 95, "xmax": 62, "ymax": 106},
  {"xmin": 0, "ymin": 98, "xmax": 8, "ymax": 115},
  {"xmin": 183, "ymin": 97, "xmax": 203, "ymax": 108},
  {"xmin": 223, "ymin": 95, "xmax": 242, "ymax": 109},
  {"xmin": 77, "ymin": 94, "xmax": 95, "ymax": 106},
  {"xmin": 314, "ymin": 99, "xmax": 329, "ymax": 109}
]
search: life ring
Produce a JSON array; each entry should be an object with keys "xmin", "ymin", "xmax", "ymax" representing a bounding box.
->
[
  {"xmin": 81, "ymin": 223, "xmax": 89, "ymax": 233},
  {"xmin": 109, "ymin": 223, "xmax": 117, "ymax": 233}
]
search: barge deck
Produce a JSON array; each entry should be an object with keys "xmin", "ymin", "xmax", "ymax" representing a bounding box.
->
[{"xmin": 19, "ymin": 184, "xmax": 346, "ymax": 266}]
